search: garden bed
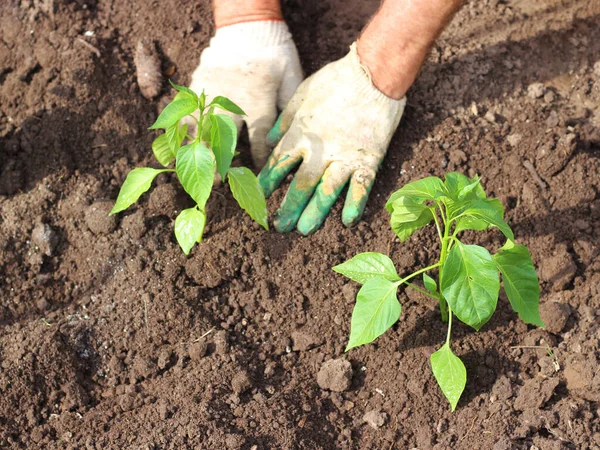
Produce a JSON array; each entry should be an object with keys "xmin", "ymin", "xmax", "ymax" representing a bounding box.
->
[{"xmin": 0, "ymin": 0, "xmax": 599, "ymax": 448}]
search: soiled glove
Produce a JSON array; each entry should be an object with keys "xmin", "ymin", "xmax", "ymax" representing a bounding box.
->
[
  {"xmin": 189, "ymin": 21, "xmax": 303, "ymax": 168},
  {"xmin": 258, "ymin": 42, "xmax": 406, "ymax": 235}
]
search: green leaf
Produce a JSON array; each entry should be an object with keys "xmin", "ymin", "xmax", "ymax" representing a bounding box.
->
[
  {"xmin": 176, "ymin": 142, "xmax": 214, "ymax": 207},
  {"xmin": 201, "ymin": 109, "xmax": 213, "ymax": 143},
  {"xmin": 173, "ymin": 91, "xmax": 192, "ymax": 102},
  {"xmin": 333, "ymin": 252, "xmax": 400, "ymax": 285},
  {"xmin": 346, "ymin": 278, "xmax": 401, "ymax": 351},
  {"xmin": 152, "ymin": 133, "xmax": 175, "ymax": 167},
  {"xmin": 177, "ymin": 123, "xmax": 189, "ymax": 145},
  {"xmin": 151, "ymin": 122, "xmax": 189, "ymax": 167},
  {"xmin": 388, "ymin": 196, "xmax": 428, "ymax": 222},
  {"xmin": 457, "ymin": 175, "xmax": 483, "ymax": 200},
  {"xmin": 228, "ymin": 167, "xmax": 268, "ymax": 230},
  {"xmin": 209, "ymin": 96, "xmax": 246, "ymax": 116},
  {"xmin": 456, "ymin": 198, "xmax": 514, "ymax": 241},
  {"xmin": 174, "ymin": 207, "xmax": 206, "ymax": 255},
  {"xmin": 389, "ymin": 197, "xmax": 434, "ymax": 242},
  {"xmin": 150, "ymin": 98, "xmax": 198, "ymax": 130},
  {"xmin": 494, "ymin": 245, "xmax": 544, "ymax": 327},
  {"xmin": 209, "ymin": 114, "xmax": 237, "ymax": 179},
  {"xmin": 441, "ymin": 242, "xmax": 500, "ymax": 330},
  {"xmin": 423, "ymin": 273, "xmax": 438, "ymax": 295},
  {"xmin": 110, "ymin": 168, "xmax": 168, "ymax": 215},
  {"xmin": 444, "ymin": 172, "xmax": 486, "ymax": 200},
  {"xmin": 453, "ymin": 216, "xmax": 490, "ymax": 234},
  {"xmin": 392, "ymin": 208, "xmax": 433, "ymax": 242},
  {"xmin": 169, "ymin": 80, "xmax": 199, "ymax": 102},
  {"xmin": 165, "ymin": 121, "xmax": 188, "ymax": 152},
  {"xmin": 386, "ymin": 177, "xmax": 446, "ymax": 212},
  {"xmin": 199, "ymin": 91, "xmax": 206, "ymax": 110},
  {"xmin": 430, "ymin": 343, "xmax": 467, "ymax": 411}
]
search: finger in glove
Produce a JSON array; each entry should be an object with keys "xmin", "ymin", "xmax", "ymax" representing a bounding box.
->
[
  {"xmin": 266, "ymin": 113, "xmax": 285, "ymax": 148},
  {"xmin": 296, "ymin": 163, "xmax": 351, "ymax": 236},
  {"xmin": 342, "ymin": 169, "xmax": 375, "ymax": 227},
  {"xmin": 273, "ymin": 164, "xmax": 323, "ymax": 233}
]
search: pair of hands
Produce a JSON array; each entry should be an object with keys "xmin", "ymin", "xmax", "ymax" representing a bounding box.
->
[{"xmin": 189, "ymin": 21, "xmax": 405, "ymax": 235}]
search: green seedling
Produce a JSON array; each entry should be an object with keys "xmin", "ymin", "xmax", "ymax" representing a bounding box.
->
[
  {"xmin": 333, "ymin": 172, "xmax": 543, "ymax": 411},
  {"xmin": 110, "ymin": 82, "xmax": 268, "ymax": 254}
]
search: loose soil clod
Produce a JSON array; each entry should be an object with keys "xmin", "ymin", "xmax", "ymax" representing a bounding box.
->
[
  {"xmin": 134, "ymin": 39, "xmax": 163, "ymax": 100},
  {"xmin": 539, "ymin": 301, "xmax": 572, "ymax": 334},
  {"xmin": 84, "ymin": 201, "xmax": 118, "ymax": 235},
  {"xmin": 317, "ymin": 359, "xmax": 353, "ymax": 392}
]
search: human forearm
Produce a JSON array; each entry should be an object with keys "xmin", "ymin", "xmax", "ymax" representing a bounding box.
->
[
  {"xmin": 213, "ymin": 0, "xmax": 283, "ymax": 28},
  {"xmin": 357, "ymin": 0, "xmax": 463, "ymax": 99}
]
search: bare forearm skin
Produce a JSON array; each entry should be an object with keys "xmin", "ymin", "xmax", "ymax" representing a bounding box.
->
[
  {"xmin": 212, "ymin": 0, "xmax": 462, "ymax": 98},
  {"xmin": 213, "ymin": 0, "xmax": 283, "ymax": 28},
  {"xmin": 358, "ymin": 0, "xmax": 464, "ymax": 99}
]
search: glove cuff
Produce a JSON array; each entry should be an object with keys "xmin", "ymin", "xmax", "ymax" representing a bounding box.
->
[
  {"xmin": 213, "ymin": 20, "xmax": 292, "ymax": 47},
  {"xmin": 348, "ymin": 42, "xmax": 407, "ymax": 107}
]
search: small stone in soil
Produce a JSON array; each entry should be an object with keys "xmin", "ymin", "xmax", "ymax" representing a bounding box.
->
[
  {"xmin": 513, "ymin": 377, "xmax": 559, "ymax": 411},
  {"xmin": 158, "ymin": 400, "xmax": 169, "ymax": 420},
  {"xmin": 85, "ymin": 201, "xmax": 118, "ymax": 235},
  {"xmin": 449, "ymin": 149, "xmax": 467, "ymax": 165},
  {"xmin": 539, "ymin": 246, "xmax": 577, "ymax": 291},
  {"xmin": 148, "ymin": 184, "xmax": 180, "ymax": 217},
  {"xmin": 31, "ymin": 223, "xmax": 59, "ymax": 256},
  {"xmin": 484, "ymin": 110, "xmax": 496, "ymax": 123},
  {"xmin": 492, "ymin": 437, "xmax": 513, "ymax": 450},
  {"xmin": 36, "ymin": 298, "xmax": 49, "ymax": 311},
  {"xmin": 224, "ymin": 433, "xmax": 245, "ymax": 450},
  {"xmin": 317, "ymin": 358, "xmax": 353, "ymax": 392},
  {"xmin": 122, "ymin": 210, "xmax": 146, "ymax": 240},
  {"xmin": 563, "ymin": 354, "xmax": 600, "ymax": 401},
  {"xmin": 291, "ymin": 330, "xmax": 321, "ymax": 351},
  {"xmin": 231, "ymin": 371, "xmax": 252, "ymax": 394},
  {"xmin": 132, "ymin": 355, "xmax": 158, "ymax": 381},
  {"xmin": 363, "ymin": 409, "xmax": 387, "ymax": 429},
  {"xmin": 341, "ymin": 284, "xmax": 356, "ymax": 303},
  {"xmin": 189, "ymin": 340, "xmax": 208, "ymax": 361},
  {"xmin": 157, "ymin": 349, "xmax": 173, "ymax": 370},
  {"xmin": 545, "ymin": 110, "xmax": 559, "ymax": 128},
  {"xmin": 507, "ymin": 133, "xmax": 522, "ymax": 147},
  {"xmin": 527, "ymin": 82, "xmax": 546, "ymax": 99},
  {"xmin": 539, "ymin": 301, "xmax": 571, "ymax": 333},
  {"xmin": 134, "ymin": 40, "xmax": 162, "ymax": 100},
  {"xmin": 213, "ymin": 330, "xmax": 229, "ymax": 355}
]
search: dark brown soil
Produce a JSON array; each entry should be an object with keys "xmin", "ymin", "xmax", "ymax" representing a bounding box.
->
[{"xmin": 1, "ymin": 0, "xmax": 600, "ymax": 449}]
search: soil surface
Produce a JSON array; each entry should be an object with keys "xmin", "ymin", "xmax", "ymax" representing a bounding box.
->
[{"xmin": 1, "ymin": 0, "xmax": 600, "ymax": 449}]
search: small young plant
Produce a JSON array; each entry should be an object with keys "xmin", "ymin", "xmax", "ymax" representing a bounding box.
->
[
  {"xmin": 333, "ymin": 172, "xmax": 543, "ymax": 411},
  {"xmin": 110, "ymin": 82, "xmax": 268, "ymax": 254}
]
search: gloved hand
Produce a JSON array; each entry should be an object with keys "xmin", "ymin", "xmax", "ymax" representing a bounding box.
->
[
  {"xmin": 258, "ymin": 42, "xmax": 406, "ymax": 235},
  {"xmin": 188, "ymin": 21, "xmax": 303, "ymax": 168}
]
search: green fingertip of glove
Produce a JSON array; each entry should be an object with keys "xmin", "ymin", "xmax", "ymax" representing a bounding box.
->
[
  {"xmin": 274, "ymin": 178, "xmax": 319, "ymax": 233},
  {"xmin": 342, "ymin": 192, "xmax": 369, "ymax": 227},
  {"xmin": 266, "ymin": 114, "xmax": 284, "ymax": 148},
  {"xmin": 297, "ymin": 183, "xmax": 345, "ymax": 235},
  {"xmin": 259, "ymin": 157, "xmax": 291, "ymax": 197}
]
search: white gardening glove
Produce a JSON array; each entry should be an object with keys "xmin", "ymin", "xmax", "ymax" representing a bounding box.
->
[
  {"xmin": 188, "ymin": 21, "xmax": 303, "ymax": 168},
  {"xmin": 258, "ymin": 42, "xmax": 406, "ymax": 235}
]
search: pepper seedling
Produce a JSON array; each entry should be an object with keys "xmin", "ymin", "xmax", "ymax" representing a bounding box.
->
[
  {"xmin": 333, "ymin": 172, "xmax": 543, "ymax": 410},
  {"xmin": 110, "ymin": 82, "xmax": 268, "ymax": 254}
]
